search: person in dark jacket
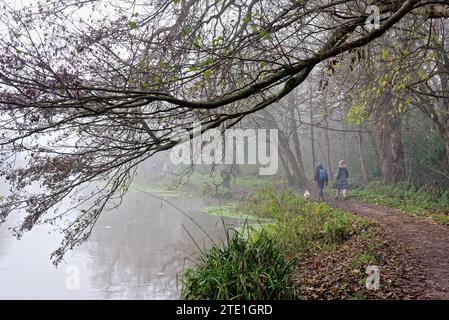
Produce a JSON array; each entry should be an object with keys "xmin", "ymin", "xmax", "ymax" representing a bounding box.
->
[
  {"xmin": 220, "ymin": 165, "xmax": 238, "ymax": 189},
  {"xmin": 314, "ymin": 163, "xmax": 329, "ymax": 201},
  {"xmin": 220, "ymin": 168, "xmax": 231, "ymax": 189},
  {"xmin": 333, "ymin": 160, "xmax": 349, "ymax": 199}
]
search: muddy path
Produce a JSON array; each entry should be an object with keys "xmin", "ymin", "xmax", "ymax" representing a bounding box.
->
[{"xmin": 327, "ymin": 197, "xmax": 449, "ymax": 299}]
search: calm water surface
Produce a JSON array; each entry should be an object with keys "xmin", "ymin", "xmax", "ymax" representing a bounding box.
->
[{"xmin": 0, "ymin": 191, "xmax": 238, "ymax": 299}]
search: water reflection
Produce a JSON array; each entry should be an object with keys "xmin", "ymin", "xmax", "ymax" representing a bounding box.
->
[{"xmin": 0, "ymin": 191, "xmax": 237, "ymax": 299}]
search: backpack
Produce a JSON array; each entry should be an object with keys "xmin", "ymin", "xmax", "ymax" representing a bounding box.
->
[{"xmin": 318, "ymin": 168, "xmax": 326, "ymax": 181}]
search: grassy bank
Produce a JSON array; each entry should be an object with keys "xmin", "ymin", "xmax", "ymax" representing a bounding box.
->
[
  {"xmin": 131, "ymin": 172, "xmax": 286, "ymax": 200},
  {"xmin": 240, "ymin": 189, "xmax": 372, "ymax": 257},
  {"xmin": 199, "ymin": 203, "xmax": 263, "ymax": 220},
  {"xmin": 180, "ymin": 189, "xmax": 411, "ymax": 299},
  {"xmin": 349, "ymin": 181, "xmax": 449, "ymax": 225},
  {"xmin": 128, "ymin": 183, "xmax": 181, "ymax": 197}
]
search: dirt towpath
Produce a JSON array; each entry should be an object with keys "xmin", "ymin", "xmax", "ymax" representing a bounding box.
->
[{"xmin": 327, "ymin": 198, "xmax": 449, "ymax": 299}]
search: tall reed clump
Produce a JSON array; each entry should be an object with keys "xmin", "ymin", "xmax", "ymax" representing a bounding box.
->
[{"xmin": 180, "ymin": 231, "xmax": 296, "ymax": 300}]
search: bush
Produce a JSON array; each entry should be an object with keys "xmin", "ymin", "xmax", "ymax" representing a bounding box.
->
[{"xmin": 180, "ymin": 231, "xmax": 296, "ymax": 300}]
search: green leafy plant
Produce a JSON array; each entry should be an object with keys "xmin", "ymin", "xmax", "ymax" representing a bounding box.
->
[
  {"xmin": 180, "ymin": 231, "xmax": 296, "ymax": 300},
  {"xmin": 324, "ymin": 211, "xmax": 351, "ymax": 244}
]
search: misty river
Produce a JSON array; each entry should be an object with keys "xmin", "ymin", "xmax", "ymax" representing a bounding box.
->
[{"xmin": 0, "ymin": 191, "xmax": 239, "ymax": 299}]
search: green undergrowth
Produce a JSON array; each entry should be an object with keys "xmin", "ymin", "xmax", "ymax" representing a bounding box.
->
[
  {"xmin": 240, "ymin": 188, "xmax": 374, "ymax": 257},
  {"xmin": 199, "ymin": 203, "xmax": 277, "ymax": 223},
  {"xmin": 180, "ymin": 188, "xmax": 375, "ymax": 299},
  {"xmin": 131, "ymin": 173, "xmax": 286, "ymax": 200},
  {"xmin": 200, "ymin": 203, "xmax": 260, "ymax": 220},
  {"xmin": 350, "ymin": 181, "xmax": 449, "ymax": 225}
]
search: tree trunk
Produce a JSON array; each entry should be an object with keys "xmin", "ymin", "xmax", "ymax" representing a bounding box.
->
[
  {"xmin": 286, "ymin": 147, "xmax": 304, "ymax": 187},
  {"xmin": 444, "ymin": 128, "xmax": 449, "ymax": 165},
  {"xmin": 341, "ymin": 123, "xmax": 346, "ymax": 161},
  {"xmin": 309, "ymin": 94, "xmax": 316, "ymax": 172},
  {"xmin": 432, "ymin": 116, "xmax": 449, "ymax": 165},
  {"xmin": 368, "ymin": 127, "xmax": 382, "ymax": 176},
  {"xmin": 324, "ymin": 116, "xmax": 333, "ymax": 178},
  {"xmin": 288, "ymin": 96, "xmax": 307, "ymax": 185},
  {"xmin": 262, "ymin": 107, "xmax": 307, "ymax": 187},
  {"xmin": 279, "ymin": 130, "xmax": 306, "ymax": 187},
  {"xmin": 372, "ymin": 92, "xmax": 406, "ymax": 183},
  {"xmin": 357, "ymin": 126, "xmax": 368, "ymax": 183},
  {"xmin": 279, "ymin": 149, "xmax": 295, "ymax": 186}
]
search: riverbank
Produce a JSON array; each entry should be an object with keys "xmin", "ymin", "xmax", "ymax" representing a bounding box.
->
[
  {"xmin": 180, "ymin": 188, "xmax": 419, "ymax": 299},
  {"xmin": 131, "ymin": 172, "xmax": 286, "ymax": 201},
  {"xmin": 132, "ymin": 175, "xmax": 447, "ymax": 299}
]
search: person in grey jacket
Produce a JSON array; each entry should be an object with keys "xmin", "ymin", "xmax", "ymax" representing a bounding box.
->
[{"xmin": 333, "ymin": 160, "xmax": 349, "ymax": 199}]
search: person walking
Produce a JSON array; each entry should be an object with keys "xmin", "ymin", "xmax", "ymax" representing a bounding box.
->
[
  {"xmin": 314, "ymin": 163, "xmax": 328, "ymax": 201},
  {"xmin": 333, "ymin": 160, "xmax": 349, "ymax": 200},
  {"xmin": 220, "ymin": 167, "xmax": 232, "ymax": 189}
]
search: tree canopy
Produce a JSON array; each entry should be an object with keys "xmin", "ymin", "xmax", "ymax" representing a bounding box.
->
[{"xmin": 0, "ymin": 0, "xmax": 447, "ymax": 264}]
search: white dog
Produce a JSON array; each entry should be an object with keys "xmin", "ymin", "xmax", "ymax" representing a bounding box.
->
[{"xmin": 303, "ymin": 190, "xmax": 310, "ymax": 201}]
